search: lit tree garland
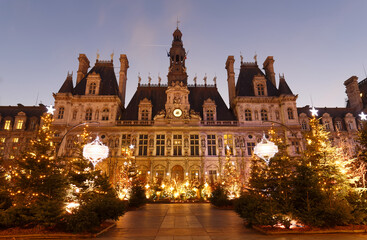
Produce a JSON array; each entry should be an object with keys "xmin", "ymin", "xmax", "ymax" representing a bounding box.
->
[{"xmin": 221, "ymin": 146, "xmax": 241, "ymax": 199}]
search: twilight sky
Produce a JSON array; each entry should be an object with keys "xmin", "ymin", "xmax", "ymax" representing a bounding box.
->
[{"xmin": 0, "ymin": 0, "xmax": 366, "ymax": 108}]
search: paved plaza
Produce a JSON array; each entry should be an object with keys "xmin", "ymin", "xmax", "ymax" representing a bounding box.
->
[{"xmin": 86, "ymin": 203, "xmax": 367, "ymax": 240}]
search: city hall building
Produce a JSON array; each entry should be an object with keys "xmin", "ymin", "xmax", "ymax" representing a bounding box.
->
[{"xmin": 0, "ymin": 28, "xmax": 363, "ymax": 183}]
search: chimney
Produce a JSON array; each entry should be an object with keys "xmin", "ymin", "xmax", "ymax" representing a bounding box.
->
[
  {"xmin": 344, "ymin": 76, "xmax": 363, "ymax": 111},
  {"xmin": 226, "ymin": 56, "xmax": 236, "ymax": 108},
  {"xmin": 119, "ymin": 54, "xmax": 129, "ymax": 107},
  {"xmin": 263, "ymin": 56, "xmax": 276, "ymax": 87},
  {"xmin": 76, "ymin": 54, "xmax": 90, "ymax": 84}
]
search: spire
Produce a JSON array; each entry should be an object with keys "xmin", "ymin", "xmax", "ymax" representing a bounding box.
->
[
  {"xmin": 58, "ymin": 72, "xmax": 74, "ymax": 93},
  {"xmin": 167, "ymin": 26, "xmax": 188, "ymax": 86},
  {"xmin": 278, "ymin": 74, "xmax": 294, "ymax": 95}
]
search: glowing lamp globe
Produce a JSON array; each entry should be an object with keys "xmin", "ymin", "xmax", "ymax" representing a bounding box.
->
[
  {"xmin": 254, "ymin": 135, "xmax": 278, "ymax": 164},
  {"xmin": 83, "ymin": 136, "xmax": 109, "ymax": 167}
]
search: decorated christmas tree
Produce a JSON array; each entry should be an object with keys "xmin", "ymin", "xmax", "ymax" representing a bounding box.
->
[
  {"xmin": 10, "ymin": 112, "xmax": 68, "ymax": 226},
  {"xmin": 221, "ymin": 146, "xmax": 241, "ymax": 199}
]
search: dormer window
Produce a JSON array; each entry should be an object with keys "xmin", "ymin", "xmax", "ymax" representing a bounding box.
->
[
  {"xmin": 58, "ymin": 107, "xmax": 64, "ymax": 119},
  {"xmin": 89, "ymin": 82, "xmax": 96, "ymax": 94},
  {"xmin": 244, "ymin": 109, "xmax": 252, "ymax": 121},
  {"xmin": 102, "ymin": 108, "xmax": 109, "ymax": 121},
  {"xmin": 4, "ymin": 120, "xmax": 11, "ymax": 130},
  {"xmin": 86, "ymin": 72, "xmax": 101, "ymax": 95},
  {"xmin": 16, "ymin": 120, "xmax": 23, "ymax": 130},
  {"xmin": 85, "ymin": 108, "xmax": 92, "ymax": 121},
  {"xmin": 301, "ymin": 120, "xmax": 308, "ymax": 130},
  {"xmin": 257, "ymin": 84, "xmax": 265, "ymax": 96},
  {"xmin": 203, "ymin": 98, "xmax": 217, "ymax": 121},
  {"xmin": 287, "ymin": 108, "xmax": 294, "ymax": 120},
  {"xmin": 138, "ymin": 98, "xmax": 152, "ymax": 121},
  {"xmin": 253, "ymin": 74, "xmax": 267, "ymax": 96}
]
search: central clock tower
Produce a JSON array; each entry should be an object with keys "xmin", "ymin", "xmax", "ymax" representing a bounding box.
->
[{"xmin": 165, "ymin": 27, "xmax": 190, "ymax": 119}]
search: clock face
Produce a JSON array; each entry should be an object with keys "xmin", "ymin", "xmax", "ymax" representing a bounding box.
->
[{"xmin": 173, "ymin": 109, "xmax": 182, "ymax": 117}]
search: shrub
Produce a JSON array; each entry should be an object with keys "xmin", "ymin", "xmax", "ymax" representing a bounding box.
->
[
  {"xmin": 0, "ymin": 206, "xmax": 33, "ymax": 228},
  {"xmin": 129, "ymin": 184, "xmax": 147, "ymax": 208},
  {"xmin": 63, "ymin": 208, "xmax": 99, "ymax": 233},
  {"xmin": 209, "ymin": 184, "xmax": 232, "ymax": 207}
]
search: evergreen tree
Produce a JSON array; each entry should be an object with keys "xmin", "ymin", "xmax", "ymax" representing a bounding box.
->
[{"xmin": 10, "ymin": 113, "xmax": 68, "ymax": 226}]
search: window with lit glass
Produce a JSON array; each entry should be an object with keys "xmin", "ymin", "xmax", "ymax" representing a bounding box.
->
[
  {"xmin": 102, "ymin": 108, "xmax": 109, "ymax": 121},
  {"xmin": 260, "ymin": 109, "xmax": 268, "ymax": 121},
  {"xmin": 257, "ymin": 83, "xmax": 265, "ymax": 96},
  {"xmin": 224, "ymin": 134, "xmax": 233, "ymax": 153},
  {"xmin": 121, "ymin": 134, "xmax": 131, "ymax": 147},
  {"xmin": 244, "ymin": 109, "xmax": 252, "ymax": 121},
  {"xmin": 85, "ymin": 109, "xmax": 92, "ymax": 121},
  {"xmin": 191, "ymin": 170, "xmax": 199, "ymax": 180},
  {"xmin": 208, "ymin": 170, "xmax": 217, "ymax": 184},
  {"xmin": 138, "ymin": 134, "xmax": 148, "ymax": 156},
  {"xmin": 13, "ymin": 137, "xmax": 19, "ymax": 143},
  {"xmin": 207, "ymin": 135, "xmax": 216, "ymax": 156},
  {"xmin": 0, "ymin": 137, "xmax": 6, "ymax": 143},
  {"xmin": 89, "ymin": 82, "xmax": 97, "ymax": 94},
  {"xmin": 57, "ymin": 107, "xmax": 64, "ymax": 119},
  {"xmin": 16, "ymin": 120, "xmax": 23, "ymax": 130},
  {"xmin": 156, "ymin": 134, "xmax": 165, "ymax": 156},
  {"xmin": 4, "ymin": 120, "xmax": 11, "ymax": 130},
  {"xmin": 287, "ymin": 108, "xmax": 294, "ymax": 120},
  {"xmin": 190, "ymin": 135, "xmax": 199, "ymax": 156},
  {"xmin": 206, "ymin": 110, "xmax": 214, "ymax": 121},
  {"xmin": 141, "ymin": 110, "xmax": 149, "ymax": 121},
  {"xmin": 173, "ymin": 135, "xmax": 182, "ymax": 156}
]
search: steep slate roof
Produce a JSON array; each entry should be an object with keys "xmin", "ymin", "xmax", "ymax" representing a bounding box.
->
[
  {"xmin": 235, "ymin": 63, "xmax": 279, "ymax": 97},
  {"xmin": 73, "ymin": 61, "xmax": 119, "ymax": 96},
  {"xmin": 297, "ymin": 105, "xmax": 355, "ymax": 118},
  {"xmin": 58, "ymin": 75, "xmax": 74, "ymax": 93},
  {"xmin": 278, "ymin": 78, "xmax": 294, "ymax": 95},
  {"xmin": 121, "ymin": 85, "xmax": 236, "ymax": 121},
  {"xmin": 0, "ymin": 104, "xmax": 47, "ymax": 118},
  {"xmin": 358, "ymin": 77, "xmax": 367, "ymax": 107}
]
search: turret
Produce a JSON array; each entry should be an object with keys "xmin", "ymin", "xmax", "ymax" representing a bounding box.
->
[
  {"xmin": 226, "ymin": 56, "xmax": 236, "ymax": 107},
  {"xmin": 119, "ymin": 54, "xmax": 129, "ymax": 107},
  {"xmin": 344, "ymin": 76, "xmax": 363, "ymax": 111},
  {"xmin": 76, "ymin": 54, "xmax": 90, "ymax": 84},
  {"xmin": 167, "ymin": 27, "xmax": 188, "ymax": 86},
  {"xmin": 263, "ymin": 56, "xmax": 276, "ymax": 87}
]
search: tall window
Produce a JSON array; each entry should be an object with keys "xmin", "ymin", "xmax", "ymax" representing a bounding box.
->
[
  {"xmin": 207, "ymin": 135, "xmax": 216, "ymax": 156},
  {"xmin": 4, "ymin": 120, "xmax": 11, "ymax": 130},
  {"xmin": 12, "ymin": 137, "xmax": 19, "ymax": 143},
  {"xmin": 324, "ymin": 120, "xmax": 330, "ymax": 130},
  {"xmin": 190, "ymin": 135, "xmax": 199, "ymax": 156},
  {"xmin": 141, "ymin": 110, "xmax": 149, "ymax": 121},
  {"xmin": 206, "ymin": 110, "xmax": 214, "ymax": 121},
  {"xmin": 336, "ymin": 121, "xmax": 342, "ymax": 131},
  {"xmin": 257, "ymin": 83, "xmax": 265, "ymax": 96},
  {"xmin": 348, "ymin": 121, "xmax": 354, "ymax": 130},
  {"xmin": 244, "ymin": 109, "xmax": 252, "ymax": 121},
  {"xmin": 156, "ymin": 134, "xmax": 165, "ymax": 156},
  {"xmin": 191, "ymin": 170, "xmax": 199, "ymax": 180},
  {"xmin": 16, "ymin": 120, "xmax": 23, "ymax": 130},
  {"xmin": 287, "ymin": 108, "xmax": 294, "ymax": 120},
  {"xmin": 301, "ymin": 120, "xmax": 308, "ymax": 130},
  {"xmin": 173, "ymin": 135, "xmax": 182, "ymax": 156},
  {"xmin": 138, "ymin": 134, "xmax": 148, "ymax": 156},
  {"xmin": 224, "ymin": 134, "xmax": 233, "ymax": 154},
  {"xmin": 121, "ymin": 134, "xmax": 131, "ymax": 147},
  {"xmin": 102, "ymin": 108, "xmax": 109, "ymax": 121},
  {"xmin": 89, "ymin": 82, "xmax": 96, "ymax": 94},
  {"xmin": 292, "ymin": 141, "xmax": 300, "ymax": 154},
  {"xmin": 208, "ymin": 170, "xmax": 217, "ymax": 184},
  {"xmin": 247, "ymin": 142, "xmax": 255, "ymax": 156},
  {"xmin": 58, "ymin": 107, "xmax": 64, "ymax": 119},
  {"xmin": 85, "ymin": 109, "xmax": 92, "ymax": 121},
  {"xmin": 260, "ymin": 109, "xmax": 268, "ymax": 121},
  {"xmin": 29, "ymin": 120, "xmax": 37, "ymax": 130}
]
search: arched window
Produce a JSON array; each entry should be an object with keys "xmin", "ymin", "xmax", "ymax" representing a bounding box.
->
[
  {"xmin": 257, "ymin": 84, "xmax": 265, "ymax": 96},
  {"xmin": 287, "ymin": 108, "xmax": 294, "ymax": 120},
  {"xmin": 206, "ymin": 110, "xmax": 214, "ymax": 121},
  {"xmin": 301, "ymin": 120, "xmax": 308, "ymax": 130},
  {"xmin": 58, "ymin": 107, "xmax": 64, "ymax": 119},
  {"xmin": 102, "ymin": 108, "xmax": 109, "ymax": 121},
  {"xmin": 141, "ymin": 110, "xmax": 149, "ymax": 121},
  {"xmin": 89, "ymin": 82, "xmax": 96, "ymax": 94},
  {"xmin": 260, "ymin": 109, "xmax": 268, "ymax": 121},
  {"xmin": 244, "ymin": 109, "xmax": 252, "ymax": 121},
  {"xmin": 324, "ymin": 120, "xmax": 330, "ymax": 130},
  {"xmin": 85, "ymin": 109, "xmax": 92, "ymax": 121}
]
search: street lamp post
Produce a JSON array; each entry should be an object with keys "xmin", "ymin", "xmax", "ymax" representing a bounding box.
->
[{"xmin": 254, "ymin": 134, "xmax": 278, "ymax": 164}]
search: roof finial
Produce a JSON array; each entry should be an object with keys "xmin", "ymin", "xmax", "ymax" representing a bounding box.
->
[
  {"xmin": 148, "ymin": 72, "xmax": 152, "ymax": 85},
  {"xmin": 254, "ymin": 52, "xmax": 257, "ymax": 63},
  {"xmin": 203, "ymin": 73, "xmax": 207, "ymax": 86},
  {"xmin": 176, "ymin": 16, "xmax": 180, "ymax": 29},
  {"xmin": 138, "ymin": 72, "xmax": 141, "ymax": 86},
  {"xmin": 96, "ymin": 49, "xmax": 100, "ymax": 61},
  {"xmin": 193, "ymin": 74, "xmax": 197, "ymax": 86},
  {"xmin": 158, "ymin": 73, "xmax": 161, "ymax": 86},
  {"xmin": 240, "ymin": 51, "xmax": 243, "ymax": 64},
  {"xmin": 110, "ymin": 51, "xmax": 114, "ymax": 61},
  {"xmin": 213, "ymin": 75, "xmax": 217, "ymax": 86}
]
